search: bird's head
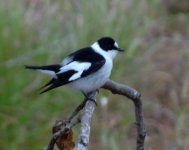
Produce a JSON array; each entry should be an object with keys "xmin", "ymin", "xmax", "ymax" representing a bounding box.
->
[{"xmin": 91, "ymin": 37, "xmax": 124, "ymax": 59}]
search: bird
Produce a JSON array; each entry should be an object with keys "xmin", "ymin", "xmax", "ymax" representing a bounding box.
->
[{"xmin": 25, "ymin": 37, "xmax": 124, "ymax": 96}]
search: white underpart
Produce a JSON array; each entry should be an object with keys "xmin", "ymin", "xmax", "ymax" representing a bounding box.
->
[
  {"xmin": 58, "ymin": 61, "xmax": 91, "ymax": 81},
  {"xmin": 91, "ymin": 42, "xmax": 118, "ymax": 60},
  {"xmin": 68, "ymin": 42, "xmax": 114, "ymax": 94},
  {"xmin": 38, "ymin": 70, "xmax": 57, "ymax": 78},
  {"xmin": 107, "ymin": 50, "xmax": 118, "ymax": 59}
]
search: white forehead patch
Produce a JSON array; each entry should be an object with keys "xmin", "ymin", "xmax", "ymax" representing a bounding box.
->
[{"xmin": 114, "ymin": 42, "xmax": 119, "ymax": 48}]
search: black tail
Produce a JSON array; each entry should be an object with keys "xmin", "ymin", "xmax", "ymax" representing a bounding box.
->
[
  {"xmin": 25, "ymin": 65, "xmax": 42, "ymax": 70},
  {"xmin": 39, "ymin": 70, "xmax": 76, "ymax": 94},
  {"xmin": 39, "ymin": 78, "xmax": 56, "ymax": 90},
  {"xmin": 25, "ymin": 65, "xmax": 75, "ymax": 94},
  {"xmin": 39, "ymin": 79, "xmax": 64, "ymax": 94},
  {"xmin": 25, "ymin": 64, "xmax": 61, "ymax": 72}
]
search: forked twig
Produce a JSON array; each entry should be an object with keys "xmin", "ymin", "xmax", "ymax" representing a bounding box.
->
[
  {"xmin": 103, "ymin": 80, "xmax": 146, "ymax": 150},
  {"xmin": 45, "ymin": 80, "xmax": 146, "ymax": 150}
]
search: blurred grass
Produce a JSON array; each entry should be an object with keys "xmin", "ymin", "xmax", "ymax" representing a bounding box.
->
[{"xmin": 1, "ymin": 0, "xmax": 189, "ymax": 150}]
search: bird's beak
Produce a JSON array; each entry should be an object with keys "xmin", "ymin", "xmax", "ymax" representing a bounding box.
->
[{"xmin": 117, "ymin": 48, "xmax": 124, "ymax": 52}]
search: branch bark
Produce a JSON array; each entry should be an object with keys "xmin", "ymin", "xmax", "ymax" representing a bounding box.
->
[
  {"xmin": 75, "ymin": 91, "xmax": 98, "ymax": 150},
  {"xmin": 45, "ymin": 80, "xmax": 146, "ymax": 150},
  {"xmin": 103, "ymin": 80, "xmax": 146, "ymax": 150}
]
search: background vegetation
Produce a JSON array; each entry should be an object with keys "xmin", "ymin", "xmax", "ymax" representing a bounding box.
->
[{"xmin": 1, "ymin": 0, "xmax": 189, "ymax": 149}]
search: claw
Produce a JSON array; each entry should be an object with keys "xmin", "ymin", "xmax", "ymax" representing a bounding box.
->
[{"xmin": 86, "ymin": 98, "xmax": 97, "ymax": 106}]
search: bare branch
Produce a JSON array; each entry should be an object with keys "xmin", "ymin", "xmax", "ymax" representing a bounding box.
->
[
  {"xmin": 75, "ymin": 91, "xmax": 98, "ymax": 150},
  {"xmin": 45, "ymin": 80, "xmax": 145, "ymax": 150},
  {"xmin": 102, "ymin": 80, "xmax": 146, "ymax": 150},
  {"xmin": 102, "ymin": 80, "xmax": 141, "ymax": 100},
  {"xmin": 66, "ymin": 99, "xmax": 87, "ymax": 122}
]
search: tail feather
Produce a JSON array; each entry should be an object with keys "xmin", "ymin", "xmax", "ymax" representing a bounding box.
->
[
  {"xmin": 25, "ymin": 65, "xmax": 43, "ymax": 70},
  {"xmin": 39, "ymin": 70, "xmax": 75, "ymax": 94},
  {"xmin": 39, "ymin": 78, "xmax": 56, "ymax": 90},
  {"xmin": 25, "ymin": 64, "xmax": 61, "ymax": 72},
  {"xmin": 40, "ymin": 80, "xmax": 64, "ymax": 94},
  {"xmin": 25, "ymin": 65, "xmax": 74, "ymax": 94}
]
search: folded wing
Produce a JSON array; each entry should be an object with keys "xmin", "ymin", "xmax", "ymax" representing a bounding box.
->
[{"xmin": 25, "ymin": 48, "xmax": 105, "ymax": 94}]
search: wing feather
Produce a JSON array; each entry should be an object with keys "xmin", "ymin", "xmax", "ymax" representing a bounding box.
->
[
  {"xmin": 40, "ymin": 70, "xmax": 77, "ymax": 94},
  {"xmin": 37, "ymin": 48, "xmax": 106, "ymax": 93}
]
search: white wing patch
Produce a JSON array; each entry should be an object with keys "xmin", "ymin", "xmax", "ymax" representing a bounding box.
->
[
  {"xmin": 69, "ymin": 71, "xmax": 83, "ymax": 81},
  {"xmin": 57, "ymin": 61, "xmax": 91, "ymax": 81}
]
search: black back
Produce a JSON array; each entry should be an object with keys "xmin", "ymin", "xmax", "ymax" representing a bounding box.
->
[{"xmin": 68, "ymin": 47, "xmax": 104, "ymax": 63}]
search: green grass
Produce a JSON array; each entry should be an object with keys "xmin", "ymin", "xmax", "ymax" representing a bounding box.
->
[
  {"xmin": 1, "ymin": 0, "xmax": 189, "ymax": 149},
  {"xmin": 0, "ymin": 0, "xmax": 147, "ymax": 149}
]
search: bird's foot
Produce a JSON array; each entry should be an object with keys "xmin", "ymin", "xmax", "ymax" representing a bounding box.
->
[
  {"xmin": 83, "ymin": 90, "xmax": 98, "ymax": 106},
  {"xmin": 85, "ymin": 97, "xmax": 97, "ymax": 106}
]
